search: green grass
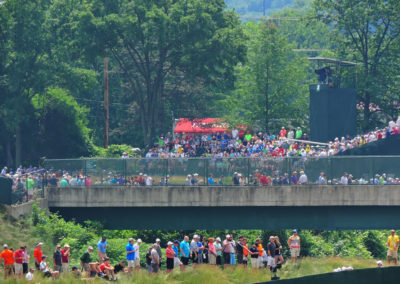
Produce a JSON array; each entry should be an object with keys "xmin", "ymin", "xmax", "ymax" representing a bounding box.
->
[{"xmin": 0, "ymin": 257, "xmax": 386, "ymax": 283}]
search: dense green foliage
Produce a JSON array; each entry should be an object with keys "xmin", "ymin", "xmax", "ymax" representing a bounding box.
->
[
  {"xmin": 24, "ymin": 204, "xmax": 390, "ymax": 267},
  {"xmin": 1, "ymin": 0, "xmax": 399, "ymax": 166}
]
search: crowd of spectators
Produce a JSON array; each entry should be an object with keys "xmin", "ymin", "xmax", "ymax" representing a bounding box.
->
[
  {"xmin": 143, "ymin": 117, "xmax": 400, "ymax": 159},
  {"xmin": 0, "ymin": 231, "xmax": 302, "ymax": 281}
]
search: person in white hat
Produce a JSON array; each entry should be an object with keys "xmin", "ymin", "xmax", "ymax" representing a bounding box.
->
[
  {"xmin": 133, "ymin": 239, "xmax": 142, "ymax": 272},
  {"xmin": 166, "ymin": 242, "xmax": 175, "ymax": 273},
  {"xmin": 190, "ymin": 235, "xmax": 199, "ymax": 265},
  {"xmin": 61, "ymin": 244, "xmax": 70, "ymax": 274},
  {"xmin": 155, "ymin": 239, "xmax": 162, "ymax": 268},
  {"xmin": 214, "ymin": 237, "xmax": 223, "ymax": 265}
]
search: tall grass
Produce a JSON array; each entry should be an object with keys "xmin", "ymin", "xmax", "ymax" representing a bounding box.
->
[{"xmin": 0, "ymin": 256, "xmax": 382, "ymax": 283}]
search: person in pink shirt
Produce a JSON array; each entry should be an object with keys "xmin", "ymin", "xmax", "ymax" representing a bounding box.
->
[
  {"xmin": 208, "ymin": 238, "xmax": 217, "ymax": 265},
  {"xmin": 85, "ymin": 176, "xmax": 92, "ymax": 187}
]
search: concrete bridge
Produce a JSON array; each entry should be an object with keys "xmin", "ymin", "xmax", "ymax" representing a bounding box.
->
[{"xmin": 44, "ymin": 185, "xmax": 400, "ymax": 230}]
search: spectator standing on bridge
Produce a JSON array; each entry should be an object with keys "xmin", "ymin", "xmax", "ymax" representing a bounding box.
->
[
  {"xmin": 208, "ymin": 174, "xmax": 214, "ymax": 185},
  {"xmin": 180, "ymin": 236, "xmax": 190, "ymax": 269},
  {"xmin": 288, "ymin": 230, "xmax": 301, "ymax": 262},
  {"xmin": 126, "ymin": 238, "xmax": 135, "ymax": 274},
  {"xmin": 299, "ymin": 171, "xmax": 308, "ymax": 185},
  {"xmin": 387, "ymin": 230, "xmax": 399, "ymax": 265},
  {"xmin": 340, "ymin": 173, "xmax": 348, "ymax": 185},
  {"xmin": 295, "ymin": 127, "xmax": 302, "ymax": 139},
  {"xmin": 318, "ymin": 172, "xmax": 327, "ymax": 185},
  {"xmin": 98, "ymin": 237, "xmax": 107, "ymax": 263},
  {"xmin": 291, "ymin": 171, "xmax": 298, "ymax": 185}
]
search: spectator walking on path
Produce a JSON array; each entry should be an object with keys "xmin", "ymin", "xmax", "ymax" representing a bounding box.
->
[
  {"xmin": 387, "ymin": 229, "xmax": 399, "ymax": 265},
  {"xmin": 288, "ymin": 229, "xmax": 301, "ymax": 262}
]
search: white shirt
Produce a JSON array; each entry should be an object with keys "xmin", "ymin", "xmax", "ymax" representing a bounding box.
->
[
  {"xmin": 232, "ymin": 129, "xmax": 239, "ymax": 139},
  {"xmin": 26, "ymin": 272, "xmax": 34, "ymax": 281},
  {"xmin": 340, "ymin": 176, "xmax": 348, "ymax": 185},
  {"xmin": 299, "ymin": 174, "xmax": 308, "ymax": 184},
  {"xmin": 40, "ymin": 261, "xmax": 49, "ymax": 273},
  {"xmin": 134, "ymin": 244, "xmax": 140, "ymax": 259}
]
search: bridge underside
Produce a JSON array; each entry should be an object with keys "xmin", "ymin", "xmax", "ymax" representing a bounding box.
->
[{"xmin": 50, "ymin": 206, "xmax": 400, "ymax": 230}]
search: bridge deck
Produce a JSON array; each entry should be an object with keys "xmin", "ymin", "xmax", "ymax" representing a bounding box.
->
[{"xmin": 47, "ymin": 185, "xmax": 400, "ymax": 207}]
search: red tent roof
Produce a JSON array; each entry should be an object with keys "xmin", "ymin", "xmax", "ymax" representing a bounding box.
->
[{"xmin": 174, "ymin": 118, "xmax": 229, "ymax": 134}]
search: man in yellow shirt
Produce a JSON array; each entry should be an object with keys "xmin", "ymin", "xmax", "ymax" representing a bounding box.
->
[{"xmin": 387, "ymin": 229, "xmax": 399, "ymax": 265}]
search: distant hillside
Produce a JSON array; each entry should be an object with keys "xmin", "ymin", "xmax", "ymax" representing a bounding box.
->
[{"xmin": 226, "ymin": 0, "xmax": 312, "ymax": 18}]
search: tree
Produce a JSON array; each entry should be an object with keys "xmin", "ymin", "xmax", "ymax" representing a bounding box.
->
[
  {"xmin": 313, "ymin": 0, "xmax": 400, "ymax": 130},
  {"xmin": 224, "ymin": 21, "xmax": 309, "ymax": 132},
  {"xmin": 77, "ymin": 0, "xmax": 246, "ymax": 146},
  {"xmin": 0, "ymin": 0, "xmax": 50, "ymax": 166}
]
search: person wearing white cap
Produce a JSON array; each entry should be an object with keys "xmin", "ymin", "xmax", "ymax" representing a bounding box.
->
[
  {"xmin": 155, "ymin": 238, "xmax": 162, "ymax": 268},
  {"xmin": 133, "ymin": 239, "xmax": 142, "ymax": 272},
  {"xmin": 33, "ymin": 243, "xmax": 43, "ymax": 270},
  {"xmin": 222, "ymin": 234, "xmax": 233, "ymax": 265},
  {"xmin": 61, "ymin": 244, "xmax": 70, "ymax": 274},
  {"xmin": 214, "ymin": 237, "xmax": 223, "ymax": 265},
  {"xmin": 126, "ymin": 238, "xmax": 136, "ymax": 274},
  {"xmin": 190, "ymin": 235, "xmax": 200, "ymax": 266},
  {"xmin": 166, "ymin": 242, "xmax": 175, "ymax": 273}
]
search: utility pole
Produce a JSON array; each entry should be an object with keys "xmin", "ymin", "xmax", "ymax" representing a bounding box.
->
[
  {"xmin": 263, "ymin": 0, "xmax": 265, "ymax": 16},
  {"xmin": 104, "ymin": 55, "xmax": 109, "ymax": 149}
]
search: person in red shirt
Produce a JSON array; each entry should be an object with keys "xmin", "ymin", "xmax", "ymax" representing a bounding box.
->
[
  {"xmin": 0, "ymin": 244, "xmax": 14, "ymax": 278},
  {"xmin": 99, "ymin": 258, "xmax": 115, "ymax": 280},
  {"xmin": 14, "ymin": 247, "xmax": 25, "ymax": 277},
  {"xmin": 61, "ymin": 244, "xmax": 70, "ymax": 274},
  {"xmin": 280, "ymin": 127, "xmax": 287, "ymax": 138},
  {"xmin": 260, "ymin": 175, "xmax": 269, "ymax": 186},
  {"xmin": 165, "ymin": 242, "xmax": 175, "ymax": 273},
  {"xmin": 33, "ymin": 243, "xmax": 43, "ymax": 270}
]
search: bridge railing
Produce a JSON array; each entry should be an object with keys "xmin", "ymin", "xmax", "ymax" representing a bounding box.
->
[{"xmin": 43, "ymin": 156, "xmax": 400, "ymax": 186}]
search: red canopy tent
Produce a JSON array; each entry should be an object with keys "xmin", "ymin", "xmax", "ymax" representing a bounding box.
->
[{"xmin": 174, "ymin": 118, "xmax": 230, "ymax": 134}]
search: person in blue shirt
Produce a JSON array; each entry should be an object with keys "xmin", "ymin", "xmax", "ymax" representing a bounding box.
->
[
  {"xmin": 110, "ymin": 176, "xmax": 118, "ymax": 185},
  {"xmin": 126, "ymin": 238, "xmax": 135, "ymax": 274},
  {"xmin": 208, "ymin": 174, "xmax": 214, "ymax": 186},
  {"xmin": 196, "ymin": 236, "xmax": 205, "ymax": 264},
  {"xmin": 179, "ymin": 236, "xmax": 190, "ymax": 270},
  {"xmin": 173, "ymin": 240, "xmax": 184, "ymax": 271},
  {"xmin": 98, "ymin": 237, "xmax": 107, "ymax": 263}
]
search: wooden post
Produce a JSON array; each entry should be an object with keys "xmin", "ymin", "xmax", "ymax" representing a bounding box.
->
[{"xmin": 104, "ymin": 56, "xmax": 109, "ymax": 149}]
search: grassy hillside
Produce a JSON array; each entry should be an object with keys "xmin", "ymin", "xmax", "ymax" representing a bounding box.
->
[{"xmin": 0, "ymin": 203, "xmax": 393, "ymax": 283}]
